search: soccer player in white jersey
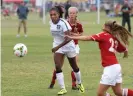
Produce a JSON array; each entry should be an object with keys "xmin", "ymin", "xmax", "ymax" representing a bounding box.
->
[
  {"xmin": 49, "ymin": 6, "xmax": 84, "ymax": 90},
  {"xmin": 49, "ymin": 6, "xmax": 84, "ymax": 95}
]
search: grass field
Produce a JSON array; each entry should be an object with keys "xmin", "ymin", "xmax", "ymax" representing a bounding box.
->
[{"xmin": 2, "ymin": 12, "xmax": 133, "ymax": 96}]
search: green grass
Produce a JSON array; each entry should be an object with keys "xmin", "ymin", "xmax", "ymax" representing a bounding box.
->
[{"xmin": 2, "ymin": 12, "xmax": 133, "ymax": 96}]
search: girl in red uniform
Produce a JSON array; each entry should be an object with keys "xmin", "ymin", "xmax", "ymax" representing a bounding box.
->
[
  {"xmin": 66, "ymin": 21, "xmax": 133, "ymax": 96},
  {"xmin": 49, "ymin": 7, "xmax": 83, "ymax": 90}
]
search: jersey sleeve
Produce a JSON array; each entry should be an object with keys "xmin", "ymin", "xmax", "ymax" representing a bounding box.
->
[
  {"xmin": 90, "ymin": 32, "xmax": 105, "ymax": 42},
  {"xmin": 116, "ymin": 41, "xmax": 127, "ymax": 53},
  {"xmin": 62, "ymin": 20, "xmax": 72, "ymax": 32}
]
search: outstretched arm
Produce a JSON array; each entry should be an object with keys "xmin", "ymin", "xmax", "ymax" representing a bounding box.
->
[{"xmin": 66, "ymin": 35, "xmax": 93, "ymax": 41}]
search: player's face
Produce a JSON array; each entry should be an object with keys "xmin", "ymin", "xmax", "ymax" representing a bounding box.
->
[
  {"xmin": 50, "ymin": 10, "xmax": 60, "ymax": 23},
  {"xmin": 69, "ymin": 10, "xmax": 77, "ymax": 20}
]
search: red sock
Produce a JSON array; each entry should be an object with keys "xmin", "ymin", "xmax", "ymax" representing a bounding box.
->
[
  {"xmin": 127, "ymin": 89, "xmax": 133, "ymax": 96},
  {"xmin": 71, "ymin": 71, "xmax": 76, "ymax": 87},
  {"xmin": 51, "ymin": 70, "xmax": 56, "ymax": 84}
]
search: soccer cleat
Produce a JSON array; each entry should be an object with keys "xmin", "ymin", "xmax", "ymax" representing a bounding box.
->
[
  {"xmin": 48, "ymin": 83, "xmax": 54, "ymax": 89},
  {"xmin": 57, "ymin": 88, "xmax": 67, "ymax": 95},
  {"xmin": 77, "ymin": 84, "xmax": 85, "ymax": 93}
]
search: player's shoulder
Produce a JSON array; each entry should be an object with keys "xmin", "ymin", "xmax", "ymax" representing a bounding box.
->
[
  {"xmin": 60, "ymin": 18, "xmax": 68, "ymax": 23},
  {"xmin": 96, "ymin": 31, "xmax": 106, "ymax": 36},
  {"xmin": 76, "ymin": 21, "xmax": 82, "ymax": 26}
]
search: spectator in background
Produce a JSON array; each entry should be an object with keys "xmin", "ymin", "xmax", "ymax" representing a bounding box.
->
[
  {"xmin": 2, "ymin": 8, "xmax": 11, "ymax": 19},
  {"xmin": 103, "ymin": 2, "xmax": 111, "ymax": 16},
  {"xmin": 121, "ymin": 1, "xmax": 131, "ymax": 32},
  {"xmin": 64, "ymin": 0, "xmax": 71, "ymax": 19},
  {"xmin": 17, "ymin": 2, "xmax": 29, "ymax": 37}
]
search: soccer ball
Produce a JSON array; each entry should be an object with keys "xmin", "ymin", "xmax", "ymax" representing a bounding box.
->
[{"xmin": 13, "ymin": 43, "xmax": 27, "ymax": 57}]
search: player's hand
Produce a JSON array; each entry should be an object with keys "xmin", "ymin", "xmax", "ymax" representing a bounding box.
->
[
  {"xmin": 52, "ymin": 47, "xmax": 59, "ymax": 53},
  {"xmin": 65, "ymin": 35, "xmax": 72, "ymax": 40},
  {"xmin": 123, "ymin": 51, "xmax": 128, "ymax": 58}
]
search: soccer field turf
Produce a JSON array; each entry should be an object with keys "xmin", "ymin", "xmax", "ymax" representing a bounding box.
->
[{"xmin": 2, "ymin": 12, "xmax": 133, "ymax": 96}]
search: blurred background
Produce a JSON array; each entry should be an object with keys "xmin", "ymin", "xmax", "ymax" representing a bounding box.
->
[
  {"xmin": 1, "ymin": 0, "xmax": 133, "ymax": 19},
  {"xmin": 1, "ymin": 0, "xmax": 133, "ymax": 96}
]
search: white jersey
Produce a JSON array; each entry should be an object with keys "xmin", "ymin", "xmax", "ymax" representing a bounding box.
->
[{"xmin": 50, "ymin": 18, "xmax": 75, "ymax": 52}]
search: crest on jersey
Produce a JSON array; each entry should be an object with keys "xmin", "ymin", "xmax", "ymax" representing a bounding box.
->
[{"xmin": 57, "ymin": 25, "xmax": 61, "ymax": 29}]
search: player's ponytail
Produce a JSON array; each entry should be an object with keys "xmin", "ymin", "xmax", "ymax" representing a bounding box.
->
[
  {"xmin": 105, "ymin": 20, "xmax": 132, "ymax": 46},
  {"xmin": 55, "ymin": 5, "xmax": 64, "ymax": 18},
  {"xmin": 50, "ymin": 5, "xmax": 64, "ymax": 18}
]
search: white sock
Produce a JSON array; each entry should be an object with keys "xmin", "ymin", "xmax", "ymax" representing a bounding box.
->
[
  {"xmin": 74, "ymin": 71, "xmax": 81, "ymax": 84},
  {"xmin": 122, "ymin": 88, "xmax": 128, "ymax": 96},
  {"xmin": 56, "ymin": 72, "xmax": 65, "ymax": 89}
]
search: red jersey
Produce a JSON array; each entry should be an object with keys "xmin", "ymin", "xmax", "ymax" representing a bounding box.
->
[
  {"xmin": 3, "ymin": 9, "xmax": 9, "ymax": 15},
  {"xmin": 68, "ymin": 21, "xmax": 83, "ymax": 45},
  {"xmin": 91, "ymin": 32, "xmax": 127, "ymax": 67}
]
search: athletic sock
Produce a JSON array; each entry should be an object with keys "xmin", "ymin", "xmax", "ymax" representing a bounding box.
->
[
  {"xmin": 123, "ymin": 88, "xmax": 133, "ymax": 96},
  {"xmin": 74, "ymin": 71, "xmax": 81, "ymax": 84},
  {"xmin": 71, "ymin": 71, "xmax": 76, "ymax": 86},
  {"xmin": 56, "ymin": 72, "xmax": 65, "ymax": 89}
]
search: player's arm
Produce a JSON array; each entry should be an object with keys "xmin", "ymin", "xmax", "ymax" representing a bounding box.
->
[
  {"xmin": 71, "ymin": 24, "xmax": 83, "ymax": 36},
  {"xmin": 52, "ymin": 31, "xmax": 72, "ymax": 53},
  {"xmin": 52, "ymin": 20, "xmax": 72, "ymax": 53},
  {"xmin": 70, "ymin": 32, "xmax": 83, "ymax": 36},
  {"xmin": 66, "ymin": 32, "xmax": 104, "ymax": 41},
  {"xmin": 65, "ymin": 35, "xmax": 92, "ymax": 41},
  {"xmin": 116, "ymin": 41, "xmax": 128, "ymax": 58}
]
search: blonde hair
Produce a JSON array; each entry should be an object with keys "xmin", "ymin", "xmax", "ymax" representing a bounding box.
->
[
  {"xmin": 68, "ymin": 7, "xmax": 78, "ymax": 13},
  {"xmin": 105, "ymin": 21, "xmax": 132, "ymax": 46}
]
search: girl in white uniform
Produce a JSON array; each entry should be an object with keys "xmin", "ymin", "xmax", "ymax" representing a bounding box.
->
[{"xmin": 49, "ymin": 6, "xmax": 84, "ymax": 95}]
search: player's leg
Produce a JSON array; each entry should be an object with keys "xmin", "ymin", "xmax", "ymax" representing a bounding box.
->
[
  {"xmin": 112, "ymin": 83, "xmax": 133, "ymax": 96},
  {"xmin": 17, "ymin": 20, "xmax": 22, "ymax": 37},
  {"xmin": 49, "ymin": 69, "xmax": 56, "ymax": 88},
  {"xmin": 97, "ymin": 84, "xmax": 110, "ymax": 96},
  {"xmin": 122, "ymin": 18, "xmax": 126, "ymax": 27},
  {"xmin": 67, "ymin": 52, "xmax": 84, "ymax": 93},
  {"xmin": 112, "ymin": 83, "xmax": 122, "ymax": 96},
  {"xmin": 49, "ymin": 56, "xmax": 65, "ymax": 89},
  {"xmin": 71, "ymin": 45, "xmax": 80, "ymax": 90},
  {"xmin": 71, "ymin": 70, "xmax": 77, "ymax": 90},
  {"xmin": 23, "ymin": 20, "xmax": 27, "ymax": 37},
  {"xmin": 54, "ymin": 53, "xmax": 67, "ymax": 95},
  {"xmin": 127, "ymin": 18, "xmax": 131, "ymax": 32}
]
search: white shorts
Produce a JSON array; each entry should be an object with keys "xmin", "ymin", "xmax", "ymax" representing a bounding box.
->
[
  {"xmin": 100, "ymin": 64, "xmax": 122, "ymax": 86},
  {"xmin": 75, "ymin": 44, "xmax": 80, "ymax": 54},
  {"xmin": 53, "ymin": 41, "xmax": 77, "ymax": 58},
  {"xmin": 55, "ymin": 48, "xmax": 76, "ymax": 58}
]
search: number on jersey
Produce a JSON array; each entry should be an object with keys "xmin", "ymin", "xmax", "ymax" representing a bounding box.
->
[{"xmin": 109, "ymin": 38, "xmax": 118, "ymax": 53}]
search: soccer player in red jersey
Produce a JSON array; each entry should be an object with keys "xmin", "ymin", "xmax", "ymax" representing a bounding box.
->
[
  {"xmin": 49, "ymin": 7, "xmax": 83, "ymax": 90},
  {"xmin": 66, "ymin": 21, "xmax": 133, "ymax": 96},
  {"xmin": 2, "ymin": 8, "xmax": 11, "ymax": 19}
]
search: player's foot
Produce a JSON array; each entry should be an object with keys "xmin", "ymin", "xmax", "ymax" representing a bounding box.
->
[
  {"xmin": 72, "ymin": 85, "xmax": 78, "ymax": 90},
  {"xmin": 48, "ymin": 83, "xmax": 54, "ymax": 89},
  {"xmin": 77, "ymin": 83, "xmax": 85, "ymax": 93},
  {"xmin": 57, "ymin": 88, "xmax": 67, "ymax": 95},
  {"xmin": 16, "ymin": 34, "xmax": 20, "ymax": 38},
  {"xmin": 24, "ymin": 35, "xmax": 27, "ymax": 37}
]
